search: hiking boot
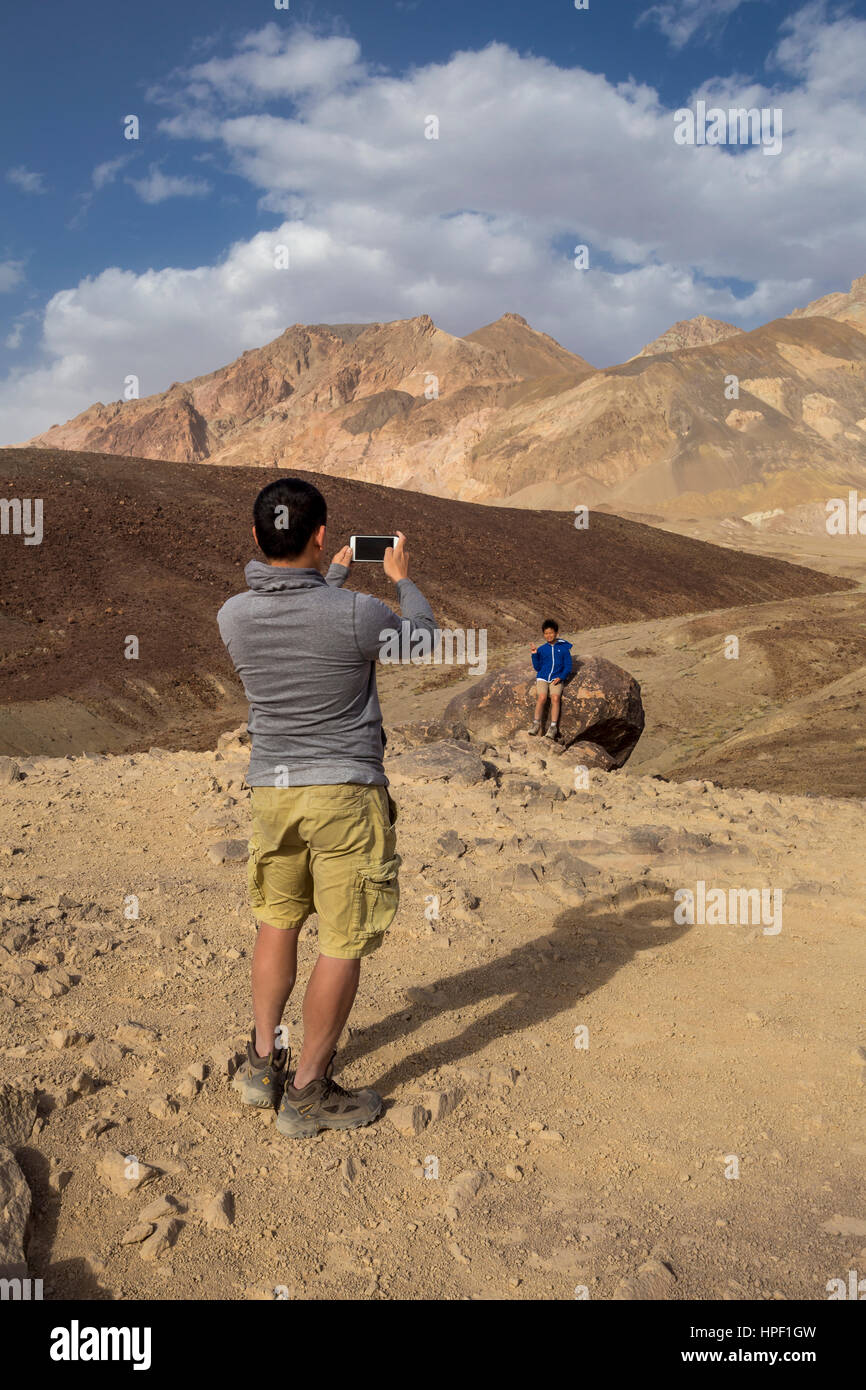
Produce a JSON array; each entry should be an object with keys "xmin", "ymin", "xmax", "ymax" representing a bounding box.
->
[
  {"xmin": 276, "ymin": 1052, "xmax": 382, "ymax": 1138},
  {"xmin": 231, "ymin": 1031, "xmax": 288, "ymax": 1109},
  {"xmin": 545, "ymin": 723, "xmax": 560, "ymax": 741},
  {"xmin": 528, "ymin": 720, "xmax": 542, "ymax": 736}
]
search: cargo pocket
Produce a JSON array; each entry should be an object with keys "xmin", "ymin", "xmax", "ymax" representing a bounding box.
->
[
  {"xmin": 247, "ymin": 841, "xmax": 266, "ymax": 912},
  {"xmin": 385, "ymin": 791, "xmax": 399, "ymax": 829},
  {"xmin": 351, "ymin": 855, "xmax": 401, "ymax": 940}
]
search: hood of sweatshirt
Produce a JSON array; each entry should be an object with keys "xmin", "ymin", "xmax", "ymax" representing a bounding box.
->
[{"xmin": 244, "ymin": 560, "xmax": 327, "ymax": 594}]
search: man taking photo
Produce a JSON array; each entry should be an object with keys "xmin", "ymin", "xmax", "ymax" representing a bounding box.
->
[{"xmin": 217, "ymin": 478, "xmax": 437, "ymax": 1137}]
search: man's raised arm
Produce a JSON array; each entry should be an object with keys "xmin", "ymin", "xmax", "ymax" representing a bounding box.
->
[{"xmin": 351, "ymin": 532, "xmax": 437, "ymax": 660}]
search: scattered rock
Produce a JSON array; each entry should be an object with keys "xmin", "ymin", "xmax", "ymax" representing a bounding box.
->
[
  {"xmin": 0, "ymin": 1145, "xmax": 31, "ymax": 1279},
  {"xmin": 45, "ymin": 1087, "xmax": 77, "ymax": 1112},
  {"xmin": 340, "ymin": 1155, "xmax": 358, "ymax": 1184},
  {"xmin": 217, "ymin": 725, "xmax": 250, "ymax": 751},
  {"xmin": 420, "ymin": 1090, "xmax": 461, "ymax": 1123},
  {"xmin": 391, "ymin": 718, "xmax": 472, "ymax": 747},
  {"xmin": 437, "ymin": 831, "xmax": 467, "ymax": 858},
  {"xmin": 114, "ymin": 1022, "xmax": 159, "ymax": 1050},
  {"xmin": 552, "ymin": 740, "xmax": 617, "ymax": 770},
  {"xmin": 445, "ymin": 1168, "xmax": 487, "ymax": 1216},
  {"xmin": 488, "ymin": 1065, "xmax": 519, "ymax": 1090},
  {"xmin": 139, "ymin": 1194, "xmax": 186, "ymax": 1223},
  {"xmin": 387, "ymin": 1103, "xmax": 429, "ymax": 1137},
  {"xmin": 513, "ymin": 863, "xmax": 541, "ymax": 891},
  {"xmin": 614, "ymin": 1257, "xmax": 678, "ymax": 1300},
  {"xmin": 47, "ymin": 1163, "xmax": 72, "ymax": 1195},
  {"xmin": 32, "ymin": 967, "xmax": 72, "ymax": 1000},
  {"xmin": 120, "ymin": 1222, "xmax": 156, "ymax": 1246},
  {"xmin": 203, "ymin": 1190, "xmax": 234, "ymax": 1230},
  {"xmin": 99, "ymin": 1147, "xmax": 160, "ymax": 1197},
  {"xmin": 0, "ymin": 1082, "xmax": 37, "ymax": 1148},
  {"xmin": 139, "ymin": 1217, "xmax": 182, "ymax": 1262},
  {"xmin": 387, "ymin": 741, "xmax": 489, "ymax": 787},
  {"xmin": 147, "ymin": 1095, "xmax": 179, "ymax": 1120},
  {"xmin": 79, "ymin": 1117, "xmax": 112, "ymax": 1141},
  {"xmin": 84, "ymin": 1040, "xmax": 124, "ymax": 1072}
]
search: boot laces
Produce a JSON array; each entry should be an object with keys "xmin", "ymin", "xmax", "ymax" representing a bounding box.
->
[{"xmin": 321, "ymin": 1053, "xmax": 351, "ymax": 1102}]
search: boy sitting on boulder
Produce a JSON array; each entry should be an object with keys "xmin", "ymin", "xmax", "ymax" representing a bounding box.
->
[{"xmin": 529, "ymin": 619, "xmax": 573, "ymax": 740}]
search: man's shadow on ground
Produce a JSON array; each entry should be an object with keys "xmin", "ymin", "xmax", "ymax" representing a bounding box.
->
[{"xmin": 342, "ymin": 893, "xmax": 690, "ymax": 1096}]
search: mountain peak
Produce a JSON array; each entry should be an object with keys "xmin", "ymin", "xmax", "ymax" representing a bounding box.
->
[
  {"xmin": 634, "ymin": 315, "xmax": 742, "ymax": 359},
  {"xmin": 463, "ymin": 314, "xmax": 593, "ymax": 376}
]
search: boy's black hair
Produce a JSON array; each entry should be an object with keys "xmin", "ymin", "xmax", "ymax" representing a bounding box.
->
[
  {"xmin": 541, "ymin": 618, "xmax": 559, "ymax": 634},
  {"xmin": 253, "ymin": 478, "xmax": 327, "ymax": 560}
]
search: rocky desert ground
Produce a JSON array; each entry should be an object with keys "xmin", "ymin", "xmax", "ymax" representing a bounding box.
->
[{"xmin": 2, "ymin": 685, "xmax": 866, "ymax": 1301}]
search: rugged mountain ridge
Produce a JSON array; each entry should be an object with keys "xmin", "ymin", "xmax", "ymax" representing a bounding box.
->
[{"xmin": 23, "ymin": 277, "xmax": 866, "ymax": 518}]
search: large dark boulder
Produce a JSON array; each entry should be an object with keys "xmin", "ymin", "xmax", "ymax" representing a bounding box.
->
[{"xmin": 443, "ymin": 654, "xmax": 645, "ymax": 768}]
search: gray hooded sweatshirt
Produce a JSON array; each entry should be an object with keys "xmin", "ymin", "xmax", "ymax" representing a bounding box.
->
[{"xmin": 217, "ymin": 560, "xmax": 437, "ymax": 787}]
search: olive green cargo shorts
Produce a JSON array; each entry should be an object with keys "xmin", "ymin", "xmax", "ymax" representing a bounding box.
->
[{"xmin": 247, "ymin": 783, "xmax": 400, "ymax": 959}]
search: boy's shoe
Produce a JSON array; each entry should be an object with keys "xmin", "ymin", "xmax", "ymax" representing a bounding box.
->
[
  {"xmin": 528, "ymin": 721, "xmax": 542, "ymax": 736},
  {"xmin": 276, "ymin": 1052, "xmax": 382, "ymax": 1138},
  {"xmin": 231, "ymin": 1031, "xmax": 288, "ymax": 1109},
  {"xmin": 545, "ymin": 723, "xmax": 560, "ymax": 741}
]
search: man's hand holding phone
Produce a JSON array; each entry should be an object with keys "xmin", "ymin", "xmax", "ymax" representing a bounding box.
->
[
  {"xmin": 332, "ymin": 545, "xmax": 353, "ymax": 569},
  {"xmin": 383, "ymin": 531, "xmax": 409, "ymax": 584}
]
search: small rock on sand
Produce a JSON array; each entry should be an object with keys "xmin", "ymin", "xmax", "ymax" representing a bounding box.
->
[
  {"xmin": 387, "ymin": 1104, "xmax": 429, "ymax": 1137},
  {"xmin": 99, "ymin": 1148, "xmax": 160, "ymax": 1197},
  {"xmin": 139, "ymin": 1217, "xmax": 182, "ymax": 1262}
]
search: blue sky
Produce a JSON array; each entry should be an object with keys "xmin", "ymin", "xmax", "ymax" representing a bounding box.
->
[{"xmin": 2, "ymin": 0, "xmax": 865, "ymax": 441}]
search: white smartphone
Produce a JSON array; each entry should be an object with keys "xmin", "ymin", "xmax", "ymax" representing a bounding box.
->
[{"xmin": 349, "ymin": 535, "xmax": 399, "ymax": 562}]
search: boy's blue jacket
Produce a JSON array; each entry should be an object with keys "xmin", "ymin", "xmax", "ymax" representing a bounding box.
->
[{"xmin": 531, "ymin": 638, "xmax": 573, "ymax": 682}]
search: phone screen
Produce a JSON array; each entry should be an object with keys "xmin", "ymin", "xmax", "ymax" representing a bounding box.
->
[{"xmin": 352, "ymin": 535, "xmax": 395, "ymax": 562}]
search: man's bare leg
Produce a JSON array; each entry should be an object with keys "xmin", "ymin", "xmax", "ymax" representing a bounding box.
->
[
  {"xmin": 251, "ymin": 922, "xmax": 299, "ymax": 1058},
  {"xmin": 533, "ymin": 687, "xmax": 547, "ymax": 723},
  {"xmin": 549, "ymin": 688, "xmax": 562, "ymax": 727},
  {"xmin": 293, "ymin": 955, "xmax": 361, "ymax": 1087}
]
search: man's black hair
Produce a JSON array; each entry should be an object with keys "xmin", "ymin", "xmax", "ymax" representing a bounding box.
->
[
  {"xmin": 542, "ymin": 618, "xmax": 559, "ymax": 634},
  {"xmin": 253, "ymin": 478, "xmax": 327, "ymax": 560}
]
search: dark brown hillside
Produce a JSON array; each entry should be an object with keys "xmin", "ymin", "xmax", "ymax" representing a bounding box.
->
[{"xmin": 0, "ymin": 446, "xmax": 852, "ymax": 755}]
